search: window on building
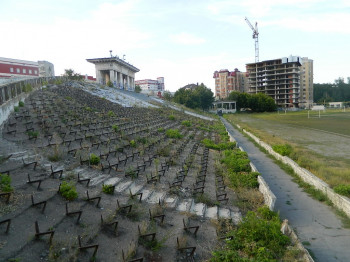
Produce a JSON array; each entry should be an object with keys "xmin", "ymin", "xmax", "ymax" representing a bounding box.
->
[
  {"xmin": 16, "ymin": 68, "xmax": 20, "ymax": 73},
  {"xmin": 34, "ymin": 70, "xmax": 38, "ymax": 74},
  {"xmin": 29, "ymin": 69, "xmax": 32, "ymax": 74},
  {"xmin": 10, "ymin": 68, "xmax": 14, "ymax": 73},
  {"xmin": 23, "ymin": 69, "xmax": 26, "ymax": 74}
]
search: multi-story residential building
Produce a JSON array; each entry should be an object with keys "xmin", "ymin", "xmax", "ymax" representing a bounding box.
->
[
  {"xmin": 299, "ymin": 57, "xmax": 313, "ymax": 109},
  {"xmin": 246, "ymin": 56, "xmax": 313, "ymax": 108},
  {"xmin": 135, "ymin": 77, "xmax": 164, "ymax": 95},
  {"xmin": 213, "ymin": 68, "xmax": 248, "ymax": 99}
]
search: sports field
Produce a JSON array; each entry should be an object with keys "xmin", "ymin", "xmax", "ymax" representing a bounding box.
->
[{"xmin": 225, "ymin": 109, "xmax": 350, "ymax": 187}]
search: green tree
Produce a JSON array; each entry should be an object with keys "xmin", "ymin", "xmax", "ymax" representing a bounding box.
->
[
  {"xmin": 63, "ymin": 69, "xmax": 84, "ymax": 81},
  {"xmin": 173, "ymin": 83, "xmax": 214, "ymax": 110},
  {"xmin": 163, "ymin": 91, "xmax": 173, "ymax": 101},
  {"xmin": 135, "ymin": 85, "xmax": 142, "ymax": 93},
  {"xmin": 227, "ymin": 91, "xmax": 276, "ymax": 112},
  {"xmin": 314, "ymin": 78, "xmax": 350, "ymax": 103}
]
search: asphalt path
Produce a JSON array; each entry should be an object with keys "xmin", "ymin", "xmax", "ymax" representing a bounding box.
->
[{"xmin": 221, "ymin": 117, "xmax": 350, "ymax": 262}]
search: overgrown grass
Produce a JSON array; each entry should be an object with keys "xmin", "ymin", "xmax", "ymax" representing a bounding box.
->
[
  {"xmin": 112, "ymin": 124, "xmax": 119, "ymax": 133},
  {"xmin": 181, "ymin": 120, "xmax": 192, "ymax": 127},
  {"xmin": 89, "ymin": 154, "xmax": 100, "ymax": 165},
  {"xmin": 59, "ymin": 181, "xmax": 78, "ymax": 201},
  {"xmin": 102, "ymin": 184, "xmax": 114, "ymax": 194},
  {"xmin": 334, "ymin": 184, "xmax": 350, "ymax": 197},
  {"xmin": 194, "ymin": 193, "xmax": 220, "ymax": 207},
  {"xmin": 0, "ymin": 173, "xmax": 13, "ymax": 192},
  {"xmin": 165, "ymin": 129, "xmax": 183, "ymax": 139},
  {"xmin": 224, "ymin": 113, "xmax": 350, "ymax": 188},
  {"xmin": 211, "ymin": 206, "xmax": 290, "ymax": 261},
  {"xmin": 221, "ymin": 149, "xmax": 251, "ymax": 173},
  {"xmin": 241, "ymin": 128, "xmax": 350, "ymax": 227},
  {"xmin": 201, "ymin": 138, "xmax": 236, "ymax": 151},
  {"xmin": 272, "ymin": 144, "xmax": 292, "ymax": 156},
  {"xmin": 27, "ymin": 130, "xmax": 39, "ymax": 138}
]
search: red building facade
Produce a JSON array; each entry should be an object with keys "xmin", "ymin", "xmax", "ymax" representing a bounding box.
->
[{"xmin": 0, "ymin": 57, "xmax": 39, "ymax": 78}]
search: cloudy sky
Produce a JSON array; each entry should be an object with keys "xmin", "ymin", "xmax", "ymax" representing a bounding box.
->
[{"xmin": 1, "ymin": 0, "xmax": 350, "ymax": 91}]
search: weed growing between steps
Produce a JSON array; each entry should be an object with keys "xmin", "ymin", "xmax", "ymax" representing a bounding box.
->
[
  {"xmin": 59, "ymin": 181, "xmax": 78, "ymax": 201},
  {"xmin": 0, "ymin": 173, "xmax": 13, "ymax": 192},
  {"xmin": 211, "ymin": 207, "xmax": 290, "ymax": 262},
  {"xmin": 201, "ymin": 138, "xmax": 236, "ymax": 150},
  {"xmin": 102, "ymin": 184, "xmax": 114, "ymax": 195}
]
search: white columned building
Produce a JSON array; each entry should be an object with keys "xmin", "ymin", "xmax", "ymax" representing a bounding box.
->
[{"xmin": 86, "ymin": 56, "xmax": 139, "ymax": 90}]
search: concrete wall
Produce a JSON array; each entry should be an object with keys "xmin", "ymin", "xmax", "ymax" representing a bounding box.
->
[
  {"xmin": 237, "ymin": 124, "xmax": 350, "ymax": 218},
  {"xmin": 0, "ymin": 77, "xmax": 57, "ymax": 127}
]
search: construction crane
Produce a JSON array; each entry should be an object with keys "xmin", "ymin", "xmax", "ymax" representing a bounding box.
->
[
  {"xmin": 245, "ymin": 17, "xmax": 259, "ymax": 63},
  {"xmin": 245, "ymin": 17, "xmax": 259, "ymax": 93}
]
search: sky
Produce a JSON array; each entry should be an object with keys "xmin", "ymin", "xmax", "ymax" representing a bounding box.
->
[{"xmin": 1, "ymin": 0, "xmax": 350, "ymax": 92}]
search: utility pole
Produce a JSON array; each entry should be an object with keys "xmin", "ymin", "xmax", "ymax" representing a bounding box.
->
[{"xmin": 245, "ymin": 17, "xmax": 259, "ymax": 94}]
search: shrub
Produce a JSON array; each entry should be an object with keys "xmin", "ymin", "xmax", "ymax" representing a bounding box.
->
[
  {"xmin": 14, "ymin": 106, "xmax": 19, "ymax": 112},
  {"xmin": 18, "ymin": 101, "xmax": 24, "ymax": 107},
  {"xmin": 135, "ymin": 85, "xmax": 141, "ymax": 93},
  {"xmin": 168, "ymin": 115, "xmax": 176, "ymax": 121},
  {"xmin": 228, "ymin": 172, "xmax": 259, "ymax": 189},
  {"xmin": 221, "ymin": 149, "xmax": 251, "ymax": 173},
  {"xmin": 157, "ymin": 127, "xmax": 164, "ymax": 132},
  {"xmin": 107, "ymin": 81, "xmax": 113, "ymax": 87},
  {"xmin": 137, "ymin": 137, "xmax": 148, "ymax": 145},
  {"xmin": 89, "ymin": 154, "xmax": 100, "ymax": 165},
  {"xmin": 125, "ymin": 167, "xmax": 138, "ymax": 179},
  {"xmin": 0, "ymin": 173, "xmax": 13, "ymax": 192},
  {"xmin": 157, "ymin": 147, "xmax": 170, "ymax": 157},
  {"xmin": 211, "ymin": 206, "xmax": 290, "ymax": 261},
  {"xmin": 272, "ymin": 144, "xmax": 292, "ymax": 156},
  {"xmin": 165, "ymin": 129, "xmax": 183, "ymax": 139},
  {"xmin": 334, "ymin": 184, "xmax": 350, "ymax": 197},
  {"xmin": 102, "ymin": 184, "xmax": 114, "ymax": 194},
  {"xmin": 194, "ymin": 193, "xmax": 219, "ymax": 206},
  {"xmin": 24, "ymin": 83, "xmax": 32, "ymax": 93},
  {"xmin": 48, "ymin": 153, "xmax": 62, "ymax": 162},
  {"xmin": 181, "ymin": 120, "xmax": 191, "ymax": 127},
  {"xmin": 59, "ymin": 181, "xmax": 78, "ymax": 200},
  {"xmin": 107, "ymin": 110, "xmax": 115, "ymax": 117},
  {"xmin": 130, "ymin": 140, "xmax": 137, "ymax": 147},
  {"xmin": 54, "ymin": 79, "xmax": 63, "ymax": 85},
  {"xmin": 84, "ymin": 106, "xmax": 93, "ymax": 112},
  {"xmin": 201, "ymin": 138, "xmax": 236, "ymax": 151},
  {"xmin": 27, "ymin": 130, "xmax": 39, "ymax": 138},
  {"xmin": 112, "ymin": 124, "xmax": 119, "ymax": 133}
]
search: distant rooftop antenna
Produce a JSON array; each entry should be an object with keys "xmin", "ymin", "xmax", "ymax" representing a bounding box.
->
[
  {"xmin": 123, "ymin": 54, "xmax": 126, "ymax": 60},
  {"xmin": 109, "ymin": 50, "xmax": 113, "ymax": 57}
]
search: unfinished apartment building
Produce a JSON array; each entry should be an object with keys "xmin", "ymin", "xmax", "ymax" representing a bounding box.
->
[
  {"xmin": 246, "ymin": 56, "xmax": 313, "ymax": 108},
  {"xmin": 213, "ymin": 68, "xmax": 248, "ymax": 99}
]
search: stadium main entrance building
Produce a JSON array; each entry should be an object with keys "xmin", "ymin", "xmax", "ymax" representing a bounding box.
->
[{"xmin": 87, "ymin": 57, "xmax": 139, "ymax": 90}]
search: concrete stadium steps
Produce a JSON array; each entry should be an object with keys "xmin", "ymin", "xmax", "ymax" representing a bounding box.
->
[{"xmin": 71, "ymin": 167, "xmax": 242, "ymax": 222}]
